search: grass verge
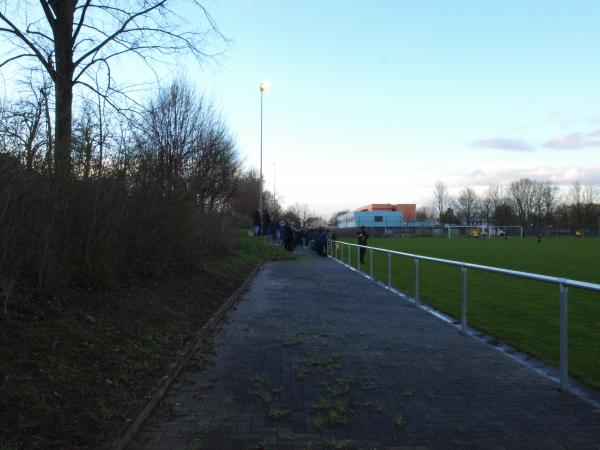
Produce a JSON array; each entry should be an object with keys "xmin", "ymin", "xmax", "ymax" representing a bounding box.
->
[{"xmin": 0, "ymin": 232, "xmax": 292, "ymax": 449}]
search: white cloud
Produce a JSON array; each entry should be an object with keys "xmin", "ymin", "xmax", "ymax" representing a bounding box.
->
[
  {"xmin": 470, "ymin": 138, "xmax": 534, "ymax": 152},
  {"xmin": 545, "ymin": 129, "xmax": 600, "ymax": 150},
  {"xmin": 445, "ymin": 165, "xmax": 600, "ymax": 188}
]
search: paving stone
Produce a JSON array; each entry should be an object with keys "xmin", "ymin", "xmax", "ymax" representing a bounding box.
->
[{"xmin": 131, "ymin": 254, "xmax": 600, "ymax": 449}]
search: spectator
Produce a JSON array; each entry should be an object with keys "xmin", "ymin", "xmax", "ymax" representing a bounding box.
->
[
  {"xmin": 253, "ymin": 210, "xmax": 261, "ymax": 236},
  {"xmin": 357, "ymin": 226, "xmax": 368, "ymax": 264}
]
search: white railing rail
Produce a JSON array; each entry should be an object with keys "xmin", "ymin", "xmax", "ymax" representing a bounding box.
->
[{"xmin": 328, "ymin": 240, "xmax": 600, "ymax": 391}]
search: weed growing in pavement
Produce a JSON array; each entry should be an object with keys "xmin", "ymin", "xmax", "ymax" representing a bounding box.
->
[
  {"xmin": 359, "ymin": 376, "xmax": 376, "ymax": 391},
  {"xmin": 276, "ymin": 426, "xmax": 293, "ymax": 439},
  {"xmin": 328, "ymin": 408, "xmax": 347, "ymax": 425},
  {"xmin": 257, "ymin": 390, "xmax": 272, "ymax": 405},
  {"xmin": 253, "ymin": 437, "xmax": 267, "ymax": 450},
  {"xmin": 312, "ymin": 397, "xmax": 333, "ymax": 411},
  {"xmin": 268, "ymin": 408, "xmax": 292, "ymax": 420},
  {"xmin": 304, "ymin": 350, "xmax": 342, "ymax": 373},
  {"xmin": 252, "ymin": 373, "xmax": 282, "ymax": 405},
  {"xmin": 394, "ymin": 414, "xmax": 404, "ymax": 429},
  {"xmin": 313, "ymin": 415, "xmax": 327, "ymax": 430},
  {"xmin": 297, "ymin": 367, "xmax": 309, "ymax": 380},
  {"xmin": 326, "ymin": 374, "xmax": 355, "ymax": 397}
]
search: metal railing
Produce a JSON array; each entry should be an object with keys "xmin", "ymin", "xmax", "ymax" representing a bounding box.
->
[{"xmin": 328, "ymin": 240, "xmax": 600, "ymax": 391}]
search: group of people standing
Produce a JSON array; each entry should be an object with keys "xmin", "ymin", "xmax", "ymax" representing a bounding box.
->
[
  {"xmin": 252, "ymin": 210, "xmax": 370, "ymax": 259},
  {"xmin": 311, "ymin": 226, "xmax": 369, "ymax": 262},
  {"xmin": 253, "ymin": 210, "xmax": 301, "ymax": 253}
]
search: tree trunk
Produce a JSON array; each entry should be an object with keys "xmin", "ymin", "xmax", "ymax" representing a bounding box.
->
[
  {"xmin": 43, "ymin": 85, "xmax": 53, "ymax": 174},
  {"xmin": 52, "ymin": 3, "xmax": 75, "ymax": 179},
  {"xmin": 54, "ymin": 68, "xmax": 73, "ymax": 178}
]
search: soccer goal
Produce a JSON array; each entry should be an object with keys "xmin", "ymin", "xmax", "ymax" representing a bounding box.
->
[
  {"xmin": 488, "ymin": 225, "xmax": 523, "ymax": 239},
  {"xmin": 447, "ymin": 225, "xmax": 486, "ymax": 239},
  {"xmin": 447, "ymin": 225, "xmax": 524, "ymax": 239}
]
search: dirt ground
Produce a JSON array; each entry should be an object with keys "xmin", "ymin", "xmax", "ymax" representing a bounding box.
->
[{"xmin": 0, "ymin": 259, "xmax": 261, "ymax": 449}]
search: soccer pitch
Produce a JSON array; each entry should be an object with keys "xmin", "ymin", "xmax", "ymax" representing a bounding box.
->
[{"xmin": 337, "ymin": 236, "xmax": 600, "ymax": 389}]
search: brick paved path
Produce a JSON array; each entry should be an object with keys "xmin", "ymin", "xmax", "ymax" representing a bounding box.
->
[{"xmin": 130, "ymin": 254, "xmax": 600, "ymax": 450}]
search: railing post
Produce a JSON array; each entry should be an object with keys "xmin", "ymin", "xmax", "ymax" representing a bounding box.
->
[
  {"xmin": 369, "ymin": 249, "xmax": 373, "ymax": 278},
  {"xmin": 387, "ymin": 253, "xmax": 392, "ymax": 289},
  {"xmin": 414, "ymin": 258, "xmax": 419, "ymax": 305},
  {"xmin": 348, "ymin": 244, "xmax": 351, "ymax": 267},
  {"xmin": 461, "ymin": 265, "xmax": 467, "ymax": 333},
  {"xmin": 560, "ymin": 283, "xmax": 569, "ymax": 391},
  {"xmin": 335, "ymin": 241, "xmax": 338, "ymax": 260},
  {"xmin": 357, "ymin": 246, "xmax": 360, "ymax": 270}
]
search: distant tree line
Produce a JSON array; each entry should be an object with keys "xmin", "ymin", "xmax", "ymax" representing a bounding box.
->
[{"xmin": 431, "ymin": 180, "xmax": 600, "ymax": 233}]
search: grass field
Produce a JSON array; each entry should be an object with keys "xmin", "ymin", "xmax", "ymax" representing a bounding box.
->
[{"xmin": 336, "ymin": 236, "xmax": 600, "ymax": 389}]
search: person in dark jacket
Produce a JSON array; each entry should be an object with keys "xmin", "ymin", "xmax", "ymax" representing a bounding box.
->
[
  {"xmin": 263, "ymin": 210, "xmax": 271, "ymax": 236},
  {"xmin": 253, "ymin": 210, "xmax": 261, "ymax": 236},
  {"xmin": 357, "ymin": 226, "xmax": 368, "ymax": 264},
  {"xmin": 283, "ymin": 222, "xmax": 295, "ymax": 252},
  {"xmin": 319, "ymin": 229, "xmax": 328, "ymax": 257}
]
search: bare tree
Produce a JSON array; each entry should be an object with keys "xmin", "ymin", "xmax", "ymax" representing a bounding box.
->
[
  {"xmin": 455, "ymin": 187, "xmax": 479, "ymax": 225},
  {"xmin": 0, "ymin": 81, "xmax": 49, "ymax": 171},
  {"xmin": 287, "ymin": 203, "xmax": 313, "ymax": 228},
  {"xmin": 0, "ymin": 1, "xmax": 225, "ymax": 178},
  {"xmin": 416, "ymin": 206, "xmax": 435, "ymax": 221},
  {"xmin": 508, "ymin": 178, "xmax": 536, "ymax": 230},
  {"xmin": 481, "ymin": 184, "xmax": 503, "ymax": 223},
  {"xmin": 568, "ymin": 181, "xmax": 585, "ymax": 229},
  {"xmin": 580, "ymin": 184, "xmax": 598, "ymax": 230},
  {"xmin": 135, "ymin": 79, "xmax": 239, "ymax": 212},
  {"xmin": 327, "ymin": 209, "xmax": 350, "ymax": 226},
  {"xmin": 433, "ymin": 181, "xmax": 449, "ymax": 219}
]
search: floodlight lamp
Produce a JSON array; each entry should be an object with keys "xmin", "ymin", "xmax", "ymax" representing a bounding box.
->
[{"xmin": 260, "ymin": 81, "xmax": 270, "ymax": 92}]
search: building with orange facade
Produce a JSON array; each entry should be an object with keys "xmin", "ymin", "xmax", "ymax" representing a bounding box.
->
[{"xmin": 356, "ymin": 204, "xmax": 417, "ymax": 222}]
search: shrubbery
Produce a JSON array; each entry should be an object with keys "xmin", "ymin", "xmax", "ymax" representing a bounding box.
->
[{"xmin": 0, "ymin": 80, "xmax": 257, "ymax": 312}]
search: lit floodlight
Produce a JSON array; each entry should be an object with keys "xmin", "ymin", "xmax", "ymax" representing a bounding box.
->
[{"xmin": 260, "ymin": 81, "xmax": 270, "ymax": 92}]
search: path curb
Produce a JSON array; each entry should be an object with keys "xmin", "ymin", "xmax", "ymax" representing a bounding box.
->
[{"xmin": 109, "ymin": 263, "xmax": 264, "ymax": 450}]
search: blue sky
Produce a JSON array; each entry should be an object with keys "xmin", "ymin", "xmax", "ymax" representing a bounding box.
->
[
  {"xmin": 181, "ymin": 0, "xmax": 600, "ymax": 216},
  {"xmin": 5, "ymin": 1, "xmax": 600, "ymax": 216}
]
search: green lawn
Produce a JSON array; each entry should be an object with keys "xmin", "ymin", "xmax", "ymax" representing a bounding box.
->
[{"xmin": 336, "ymin": 236, "xmax": 600, "ymax": 389}]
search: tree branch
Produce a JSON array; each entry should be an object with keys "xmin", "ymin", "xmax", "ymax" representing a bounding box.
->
[
  {"xmin": 0, "ymin": 11, "xmax": 54, "ymax": 76},
  {"xmin": 0, "ymin": 53, "xmax": 37, "ymax": 69},
  {"xmin": 38, "ymin": 0, "xmax": 57, "ymax": 31},
  {"xmin": 72, "ymin": 0, "xmax": 92, "ymax": 43},
  {"xmin": 73, "ymin": 1, "xmax": 167, "ymax": 68}
]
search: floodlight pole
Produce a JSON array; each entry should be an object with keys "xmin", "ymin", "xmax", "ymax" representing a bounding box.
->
[
  {"xmin": 259, "ymin": 81, "xmax": 269, "ymax": 234},
  {"xmin": 259, "ymin": 87, "xmax": 263, "ymax": 233}
]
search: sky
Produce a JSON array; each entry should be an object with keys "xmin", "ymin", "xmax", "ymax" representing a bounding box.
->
[{"xmin": 4, "ymin": 1, "xmax": 600, "ymax": 217}]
